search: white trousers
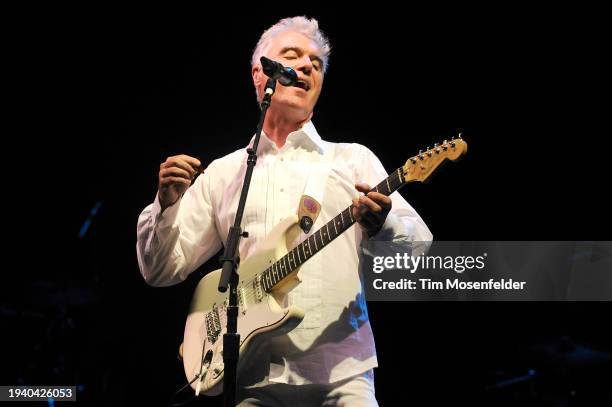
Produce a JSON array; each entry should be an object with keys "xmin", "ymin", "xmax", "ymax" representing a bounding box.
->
[{"xmin": 236, "ymin": 369, "xmax": 378, "ymax": 407}]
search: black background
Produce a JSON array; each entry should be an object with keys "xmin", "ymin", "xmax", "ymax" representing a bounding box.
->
[{"xmin": 3, "ymin": 7, "xmax": 610, "ymax": 406}]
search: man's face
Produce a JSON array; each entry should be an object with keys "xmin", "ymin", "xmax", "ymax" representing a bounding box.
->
[{"xmin": 253, "ymin": 31, "xmax": 324, "ymax": 121}]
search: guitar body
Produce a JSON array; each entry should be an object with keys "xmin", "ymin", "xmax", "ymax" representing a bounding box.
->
[{"xmin": 183, "ymin": 215, "xmax": 305, "ymax": 395}]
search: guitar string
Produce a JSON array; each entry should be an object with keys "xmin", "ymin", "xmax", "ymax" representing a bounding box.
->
[
  {"xmin": 207, "ymin": 143, "xmax": 459, "ymax": 306},
  {"xmin": 234, "ymin": 169, "xmax": 404, "ymax": 304}
]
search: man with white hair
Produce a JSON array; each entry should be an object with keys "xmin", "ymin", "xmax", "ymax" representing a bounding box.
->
[{"xmin": 137, "ymin": 16, "xmax": 432, "ymax": 406}]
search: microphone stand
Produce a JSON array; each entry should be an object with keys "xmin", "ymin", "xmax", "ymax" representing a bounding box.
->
[{"xmin": 217, "ymin": 77, "xmax": 277, "ymax": 407}]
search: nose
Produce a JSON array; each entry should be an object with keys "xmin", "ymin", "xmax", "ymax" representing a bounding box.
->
[{"xmin": 294, "ymin": 55, "xmax": 313, "ymax": 76}]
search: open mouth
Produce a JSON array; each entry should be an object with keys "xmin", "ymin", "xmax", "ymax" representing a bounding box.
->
[{"xmin": 294, "ymin": 80, "xmax": 310, "ymax": 91}]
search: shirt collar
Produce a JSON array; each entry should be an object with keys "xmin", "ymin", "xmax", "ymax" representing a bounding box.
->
[{"xmin": 247, "ymin": 121, "xmax": 326, "ymax": 155}]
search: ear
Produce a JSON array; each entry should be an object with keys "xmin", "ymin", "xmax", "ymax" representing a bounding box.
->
[
  {"xmin": 252, "ymin": 64, "xmax": 263, "ymax": 89},
  {"xmin": 252, "ymin": 64, "xmax": 264, "ymax": 101}
]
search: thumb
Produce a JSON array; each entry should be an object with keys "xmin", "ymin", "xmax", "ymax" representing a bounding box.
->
[{"xmin": 355, "ymin": 182, "xmax": 371, "ymax": 194}]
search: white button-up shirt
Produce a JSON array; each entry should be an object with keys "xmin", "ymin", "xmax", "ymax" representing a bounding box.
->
[{"xmin": 137, "ymin": 121, "xmax": 432, "ymax": 385}]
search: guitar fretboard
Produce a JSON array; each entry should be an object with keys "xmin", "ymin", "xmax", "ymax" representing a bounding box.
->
[{"xmin": 260, "ymin": 167, "xmax": 406, "ymax": 292}]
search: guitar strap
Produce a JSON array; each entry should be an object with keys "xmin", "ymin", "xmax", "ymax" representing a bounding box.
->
[
  {"xmin": 297, "ymin": 143, "xmax": 334, "ymax": 233},
  {"xmin": 286, "ymin": 142, "xmax": 334, "ymax": 332}
]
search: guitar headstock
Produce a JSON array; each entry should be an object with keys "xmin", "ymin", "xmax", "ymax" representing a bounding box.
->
[{"xmin": 402, "ymin": 135, "xmax": 468, "ymax": 183}]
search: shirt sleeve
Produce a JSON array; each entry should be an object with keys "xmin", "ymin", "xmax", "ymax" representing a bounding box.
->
[
  {"xmin": 355, "ymin": 145, "xmax": 433, "ymax": 258},
  {"xmin": 136, "ymin": 165, "xmax": 223, "ymax": 286}
]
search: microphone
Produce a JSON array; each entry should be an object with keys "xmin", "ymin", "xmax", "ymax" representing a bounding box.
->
[{"xmin": 260, "ymin": 56, "xmax": 298, "ymax": 86}]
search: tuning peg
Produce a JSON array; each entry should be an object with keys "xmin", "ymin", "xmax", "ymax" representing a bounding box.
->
[
  {"xmin": 410, "ymin": 157, "xmax": 417, "ymax": 164},
  {"xmin": 457, "ymin": 132, "xmax": 463, "ymax": 139},
  {"xmin": 418, "ymin": 150, "xmax": 424, "ymax": 160},
  {"xmin": 434, "ymin": 143, "xmax": 439, "ymax": 147}
]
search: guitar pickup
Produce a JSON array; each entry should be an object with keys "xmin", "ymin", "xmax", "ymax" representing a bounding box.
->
[
  {"xmin": 238, "ymin": 287, "xmax": 247, "ymax": 314},
  {"xmin": 253, "ymin": 275, "xmax": 264, "ymax": 302}
]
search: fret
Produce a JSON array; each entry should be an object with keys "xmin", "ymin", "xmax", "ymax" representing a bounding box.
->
[
  {"xmin": 397, "ymin": 168, "xmax": 403, "ymax": 185},
  {"xmin": 336, "ymin": 216, "xmax": 343, "ymax": 233},
  {"xmin": 300, "ymin": 243, "xmax": 307, "ymax": 262},
  {"xmin": 304, "ymin": 239, "xmax": 311, "ymax": 257},
  {"xmin": 346, "ymin": 208, "xmax": 355, "ymax": 225},
  {"xmin": 273, "ymin": 263, "xmax": 278, "ymax": 283},
  {"xmin": 309, "ymin": 235, "xmax": 317, "ymax": 253},
  {"xmin": 321, "ymin": 226, "xmax": 329, "ymax": 244},
  {"xmin": 332, "ymin": 217, "xmax": 338, "ymax": 236},
  {"xmin": 315, "ymin": 230, "xmax": 323, "ymax": 248},
  {"xmin": 283, "ymin": 255, "xmax": 290, "ymax": 275},
  {"xmin": 291, "ymin": 247, "xmax": 304, "ymax": 268},
  {"xmin": 294, "ymin": 245, "xmax": 302, "ymax": 264},
  {"xmin": 386, "ymin": 177, "xmax": 391, "ymax": 194},
  {"xmin": 265, "ymin": 271, "xmax": 271, "ymax": 289},
  {"xmin": 328, "ymin": 221, "xmax": 337, "ymax": 239},
  {"xmin": 339, "ymin": 210, "xmax": 344, "ymax": 228},
  {"xmin": 294, "ymin": 247, "xmax": 303, "ymax": 266},
  {"xmin": 389, "ymin": 174, "xmax": 397, "ymax": 191}
]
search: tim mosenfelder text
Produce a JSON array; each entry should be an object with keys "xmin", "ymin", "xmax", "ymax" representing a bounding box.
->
[{"xmin": 371, "ymin": 252, "xmax": 527, "ymax": 291}]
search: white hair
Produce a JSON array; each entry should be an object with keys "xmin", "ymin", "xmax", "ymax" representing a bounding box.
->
[{"xmin": 251, "ymin": 16, "xmax": 331, "ymax": 74}]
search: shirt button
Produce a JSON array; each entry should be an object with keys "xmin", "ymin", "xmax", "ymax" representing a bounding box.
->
[
  {"xmin": 280, "ymin": 188, "xmax": 284, "ymax": 192},
  {"xmin": 280, "ymin": 157, "xmax": 284, "ymax": 162}
]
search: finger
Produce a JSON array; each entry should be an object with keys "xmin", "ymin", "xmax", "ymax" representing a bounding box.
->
[
  {"xmin": 358, "ymin": 195, "xmax": 383, "ymax": 214},
  {"xmin": 366, "ymin": 192, "xmax": 392, "ymax": 209},
  {"xmin": 159, "ymin": 176, "xmax": 192, "ymax": 187},
  {"xmin": 161, "ymin": 167, "xmax": 192, "ymax": 180},
  {"xmin": 351, "ymin": 199, "xmax": 361, "ymax": 221},
  {"xmin": 358, "ymin": 213, "xmax": 378, "ymax": 230},
  {"xmin": 162, "ymin": 158, "xmax": 197, "ymax": 177},
  {"xmin": 362, "ymin": 210, "xmax": 384, "ymax": 225},
  {"xmin": 355, "ymin": 182, "xmax": 372, "ymax": 194},
  {"xmin": 176, "ymin": 155, "xmax": 202, "ymax": 170}
]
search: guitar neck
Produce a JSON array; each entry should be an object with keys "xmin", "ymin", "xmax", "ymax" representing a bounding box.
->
[{"xmin": 259, "ymin": 167, "xmax": 406, "ymax": 292}]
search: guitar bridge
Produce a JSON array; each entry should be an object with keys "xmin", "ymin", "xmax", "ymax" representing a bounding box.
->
[{"xmin": 205, "ymin": 306, "xmax": 222, "ymax": 343}]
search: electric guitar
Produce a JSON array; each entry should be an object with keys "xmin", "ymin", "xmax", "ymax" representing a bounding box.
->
[{"xmin": 182, "ymin": 137, "xmax": 468, "ymax": 395}]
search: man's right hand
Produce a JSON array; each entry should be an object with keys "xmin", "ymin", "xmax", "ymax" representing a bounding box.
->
[{"xmin": 158, "ymin": 155, "xmax": 202, "ymax": 211}]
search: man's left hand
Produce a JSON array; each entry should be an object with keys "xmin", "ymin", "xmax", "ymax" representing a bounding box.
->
[{"xmin": 352, "ymin": 182, "xmax": 392, "ymax": 237}]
